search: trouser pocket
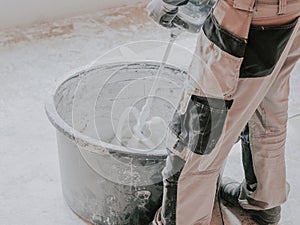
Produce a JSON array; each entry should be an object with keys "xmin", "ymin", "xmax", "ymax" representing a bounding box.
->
[
  {"xmin": 188, "ymin": 12, "xmax": 245, "ymax": 99},
  {"xmin": 168, "ymin": 95, "xmax": 232, "ymax": 155},
  {"xmin": 240, "ymin": 19, "xmax": 298, "ymax": 78}
]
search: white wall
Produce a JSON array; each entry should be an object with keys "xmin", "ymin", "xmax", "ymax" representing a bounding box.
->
[{"xmin": 0, "ymin": 0, "xmax": 145, "ymax": 29}]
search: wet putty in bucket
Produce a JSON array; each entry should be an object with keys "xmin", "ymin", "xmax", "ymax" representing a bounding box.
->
[{"xmin": 111, "ymin": 31, "xmax": 180, "ymax": 150}]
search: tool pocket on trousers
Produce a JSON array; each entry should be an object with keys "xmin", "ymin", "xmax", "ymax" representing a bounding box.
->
[
  {"xmin": 239, "ymin": 19, "xmax": 298, "ymax": 78},
  {"xmin": 189, "ymin": 13, "xmax": 245, "ymax": 99},
  {"xmin": 168, "ymin": 95, "xmax": 232, "ymax": 155}
]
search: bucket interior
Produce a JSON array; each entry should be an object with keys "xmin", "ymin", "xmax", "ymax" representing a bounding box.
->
[{"xmin": 53, "ymin": 62, "xmax": 186, "ymax": 150}]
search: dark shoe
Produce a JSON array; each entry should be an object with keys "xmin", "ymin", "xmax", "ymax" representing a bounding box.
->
[
  {"xmin": 220, "ymin": 177, "xmax": 281, "ymax": 225},
  {"xmin": 248, "ymin": 207, "xmax": 281, "ymax": 225},
  {"xmin": 219, "ymin": 177, "xmax": 241, "ymax": 207}
]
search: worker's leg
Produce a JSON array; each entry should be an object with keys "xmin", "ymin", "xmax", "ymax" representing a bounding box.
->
[
  {"xmin": 238, "ymin": 31, "xmax": 300, "ymax": 210},
  {"xmin": 220, "ymin": 26, "xmax": 300, "ymax": 224}
]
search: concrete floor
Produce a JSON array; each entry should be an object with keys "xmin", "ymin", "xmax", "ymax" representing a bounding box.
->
[{"xmin": 0, "ymin": 5, "xmax": 299, "ymax": 225}]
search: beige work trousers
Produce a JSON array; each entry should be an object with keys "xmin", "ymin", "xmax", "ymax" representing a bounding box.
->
[{"xmin": 153, "ymin": 0, "xmax": 300, "ymax": 224}]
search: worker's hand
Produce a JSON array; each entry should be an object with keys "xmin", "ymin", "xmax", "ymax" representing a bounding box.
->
[{"xmin": 147, "ymin": 0, "xmax": 178, "ymax": 28}]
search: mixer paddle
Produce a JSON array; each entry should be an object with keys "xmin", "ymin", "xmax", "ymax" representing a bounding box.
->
[{"xmin": 113, "ymin": 29, "xmax": 182, "ymax": 150}]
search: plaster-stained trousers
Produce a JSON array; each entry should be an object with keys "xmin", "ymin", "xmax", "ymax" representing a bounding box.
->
[{"xmin": 152, "ymin": 0, "xmax": 300, "ymax": 224}]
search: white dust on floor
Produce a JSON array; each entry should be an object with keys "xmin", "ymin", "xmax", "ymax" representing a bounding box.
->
[{"xmin": 0, "ymin": 4, "xmax": 300, "ymax": 225}]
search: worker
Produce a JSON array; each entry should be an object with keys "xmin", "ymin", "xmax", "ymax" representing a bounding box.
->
[{"xmin": 147, "ymin": 0, "xmax": 300, "ymax": 224}]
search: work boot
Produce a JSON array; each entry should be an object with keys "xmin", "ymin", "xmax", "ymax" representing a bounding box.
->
[{"xmin": 220, "ymin": 177, "xmax": 281, "ymax": 225}]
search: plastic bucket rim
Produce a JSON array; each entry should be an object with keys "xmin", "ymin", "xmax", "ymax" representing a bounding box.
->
[{"xmin": 45, "ymin": 61, "xmax": 186, "ymax": 156}]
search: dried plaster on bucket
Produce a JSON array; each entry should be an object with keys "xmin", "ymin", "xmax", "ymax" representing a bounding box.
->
[{"xmin": 46, "ymin": 61, "xmax": 186, "ymax": 225}]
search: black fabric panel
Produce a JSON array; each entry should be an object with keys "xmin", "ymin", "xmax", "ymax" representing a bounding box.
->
[
  {"xmin": 202, "ymin": 13, "xmax": 246, "ymax": 58},
  {"xmin": 241, "ymin": 124, "xmax": 257, "ymax": 190},
  {"xmin": 240, "ymin": 20, "xmax": 297, "ymax": 78},
  {"xmin": 191, "ymin": 96, "xmax": 230, "ymax": 155},
  {"xmin": 169, "ymin": 95, "xmax": 233, "ymax": 155}
]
